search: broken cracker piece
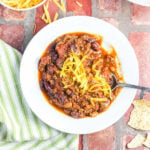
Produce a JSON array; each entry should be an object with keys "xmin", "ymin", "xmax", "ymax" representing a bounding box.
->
[
  {"xmin": 143, "ymin": 133, "xmax": 150, "ymax": 148},
  {"xmin": 127, "ymin": 134, "xmax": 145, "ymax": 148},
  {"xmin": 128, "ymin": 99, "xmax": 150, "ymax": 131}
]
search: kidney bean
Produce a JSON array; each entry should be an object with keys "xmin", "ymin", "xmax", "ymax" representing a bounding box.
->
[
  {"xmin": 56, "ymin": 58, "xmax": 63, "ymax": 69},
  {"xmin": 91, "ymin": 42, "xmax": 100, "ymax": 51},
  {"xmin": 71, "ymin": 111, "xmax": 80, "ymax": 118},
  {"xmin": 57, "ymin": 94, "xmax": 66, "ymax": 105}
]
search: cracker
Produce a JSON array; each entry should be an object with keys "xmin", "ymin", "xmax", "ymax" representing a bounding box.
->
[
  {"xmin": 143, "ymin": 133, "xmax": 150, "ymax": 148},
  {"xmin": 128, "ymin": 99, "xmax": 150, "ymax": 130},
  {"xmin": 127, "ymin": 134, "xmax": 145, "ymax": 148}
]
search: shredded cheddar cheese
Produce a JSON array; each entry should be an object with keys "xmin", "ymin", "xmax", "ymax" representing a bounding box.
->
[
  {"xmin": 60, "ymin": 50, "xmax": 112, "ymax": 105},
  {"xmin": 41, "ymin": 0, "xmax": 59, "ymax": 24},
  {"xmin": 41, "ymin": 0, "xmax": 51, "ymax": 24},
  {"xmin": 1, "ymin": 0, "xmax": 43, "ymax": 9},
  {"xmin": 33, "ymin": 24, "xmax": 36, "ymax": 33},
  {"xmin": 53, "ymin": 13, "xmax": 59, "ymax": 21},
  {"xmin": 53, "ymin": 0, "xmax": 66, "ymax": 12},
  {"xmin": 75, "ymin": 1, "xmax": 82, "ymax": 7}
]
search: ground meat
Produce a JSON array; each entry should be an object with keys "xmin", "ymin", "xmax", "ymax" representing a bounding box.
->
[
  {"xmin": 38, "ymin": 56, "xmax": 51, "ymax": 72},
  {"xmin": 64, "ymin": 102, "xmax": 72, "ymax": 108},
  {"xmin": 71, "ymin": 111, "xmax": 80, "ymax": 118},
  {"xmin": 38, "ymin": 32, "xmax": 123, "ymax": 118},
  {"xmin": 42, "ymin": 72, "xmax": 51, "ymax": 82},
  {"xmin": 49, "ymin": 79, "xmax": 55, "ymax": 89}
]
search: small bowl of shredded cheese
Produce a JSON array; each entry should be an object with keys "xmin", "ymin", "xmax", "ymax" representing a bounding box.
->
[{"xmin": 0, "ymin": 0, "xmax": 47, "ymax": 11}]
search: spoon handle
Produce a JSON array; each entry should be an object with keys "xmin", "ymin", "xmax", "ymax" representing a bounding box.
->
[{"xmin": 118, "ymin": 83, "xmax": 150, "ymax": 92}]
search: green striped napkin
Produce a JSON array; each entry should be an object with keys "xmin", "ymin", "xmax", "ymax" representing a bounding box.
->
[{"xmin": 0, "ymin": 40, "xmax": 79, "ymax": 150}]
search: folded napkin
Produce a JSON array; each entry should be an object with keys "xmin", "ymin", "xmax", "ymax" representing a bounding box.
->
[{"xmin": 0, "ymin": 40, "xmax": 79, "ymax": 150}]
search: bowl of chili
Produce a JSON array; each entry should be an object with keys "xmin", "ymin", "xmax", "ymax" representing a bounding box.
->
[{"xmin": 20, "ymin": 16, "xmax": 139, "ymax": 134}]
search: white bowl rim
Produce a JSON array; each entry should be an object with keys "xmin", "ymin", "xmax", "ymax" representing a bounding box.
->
[
  {"xmin": 20, "ymin": 16, "xmax": 139, "ymax": 134},
  {"xmin": 127, "ymin": 0, "xmax": 150, "ymax": 6},
  {"xmin": 0, "ymin": 0, "xmax": 47, "ymax": 11}
]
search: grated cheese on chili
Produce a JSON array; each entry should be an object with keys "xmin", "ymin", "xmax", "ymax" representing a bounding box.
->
[{"xmin": 60, "ymin": 50, "xmax": 112, "ymax": 105}]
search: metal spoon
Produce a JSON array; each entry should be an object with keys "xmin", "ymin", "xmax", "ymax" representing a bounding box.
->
[{"xmin": 111, "ymin": 74, "xmax": 150, "ymax": 92}]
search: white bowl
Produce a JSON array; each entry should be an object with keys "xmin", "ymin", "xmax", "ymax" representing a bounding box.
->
[
  {"xmin": 0, "ymin": 0, "xmax": 47, "ymax": 11},
  {"xmin": 127, "ymin": 0, "xmax": 150, "ymax": 6},
  {"xmin": 20, "ymin": 16, "xmax": 139, "ymax": 134}
]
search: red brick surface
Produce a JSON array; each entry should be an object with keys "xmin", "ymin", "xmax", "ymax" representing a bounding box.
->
[
  {"xmin": 129, "ymin": 32, "xmax": 150, "ymax": 88},
  {"xmin": 131, "ymin": 4, "xmax": 150, "ymax": 25},
  {"xmin": 126, "ymin": 32, "xmax": 150, "ymax": 123},
  {"xmin": 124, "ymin": 105, "xmax": 134, "ymax": 123},
  {"xmin": 34, "ymin": 0, "xmax": 59, "ymax": 34},
  {"xmin": 0, "ymin": 5, "xmax": 26, "ymax": 21},
  {"xmin": 0, "ymin": 25, "xmax": 24, "ymax": 51},
  {"xmin": 99, "ymin": 0, "xmax": 121, "ymax": 11},
  {"xmin": 102, "ymin": 18, "xmax": 118, "ymax": 27},
  {"xmin": 1, "ymin": 0, "xmax": 150, "ymax": 150},
  {"xmin": 67, "ymin": 0, "xmax": 92, "ymax": 16},
  {"xmin": 86, "ymin": 126, "xmax": 115, "ymax": 150},
  {"xmin": 78, "ymin": 135, "xmax": 83, "ymax": 150},
  {"xmin": 122, "ymin": 135, "xmax": 148, "ymax": 150}
]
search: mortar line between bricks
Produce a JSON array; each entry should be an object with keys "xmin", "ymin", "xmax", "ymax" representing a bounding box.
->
[
  {"xmin": 0, "ymin": 19, "xmax": 24, "ymax": 26},
  {"xmin": 129, "ymin": 26, "xmax": 150, "ymax": 32},
  {"xmin": 22, "ymin": 9, "xmax": 36, "ymax": 52}
]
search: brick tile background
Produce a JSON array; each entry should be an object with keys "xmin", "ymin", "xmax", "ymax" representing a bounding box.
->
[
  {"xmin": 0, "ymin": 25, "xmax": 24, "ymax": 51},
  {"xmin": 102, "ymin": 18, "xmax": 118, "ymax": 27},
  {"xmin": 1, "ymin": 0, "xmax": 150, "ymax": 150},
  {"xmin": 99, "ymin": 0, "xmax": 121, "ymax": 11},
  {"xmin": 86, "ymin": 126, "xmax": 116, "ymax": 150},
  {"xmin": 0, "ymin": 5, "xmax": 26, "ymax": 21},
  {"xmin": 131, "ymin": 4, "xmax": 150, "ymax": 25},
  {"xmin": 34, "ymin": 0, "xmax": 59, "ymax": 34},
  {"xmin": 129, "ymin": 32, "xmax": 150, "ymax": 87},
  {"xmin": 67, "ymin": 0, "xmax": 92, "ymax": 16}
]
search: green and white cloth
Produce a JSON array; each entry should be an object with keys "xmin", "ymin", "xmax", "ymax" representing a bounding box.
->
[{"xmin": 0, "ymin": 40, "xmax": 79, "ymax": 150}]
